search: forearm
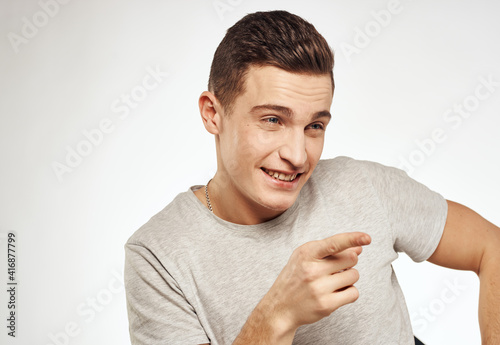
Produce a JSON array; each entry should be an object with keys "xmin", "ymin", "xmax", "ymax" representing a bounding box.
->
[
  {"xmin": 478, "ymin": 250, "xmax": 500, "ymax": 344},
  {"xmin": 232, "ymin": 299, "xmax": 296, "ymax": 345}
]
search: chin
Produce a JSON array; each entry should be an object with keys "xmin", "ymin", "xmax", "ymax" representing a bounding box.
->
[{"xmin": 260, "ymin": 195, "xmax": 297, "ymax": 212}]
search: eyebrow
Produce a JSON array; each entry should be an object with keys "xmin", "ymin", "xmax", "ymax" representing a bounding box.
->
[{"xmin": 249, "ymin": 104, "xmax": 331, "ymax": 121}]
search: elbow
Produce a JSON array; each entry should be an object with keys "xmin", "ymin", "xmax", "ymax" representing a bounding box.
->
[{"xmin": 477, "ymin": 225, "xmax": 500, "ymax": 278}]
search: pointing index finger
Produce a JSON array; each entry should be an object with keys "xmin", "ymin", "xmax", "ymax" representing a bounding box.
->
[{"xmin": 313, "ymin": 232, "xmax": 371, "ymax": 259}]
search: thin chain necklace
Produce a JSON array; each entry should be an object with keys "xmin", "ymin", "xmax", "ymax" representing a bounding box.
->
[{"xmin": 204, "ymin": 178, "xmax": 213, "ymax": 212}]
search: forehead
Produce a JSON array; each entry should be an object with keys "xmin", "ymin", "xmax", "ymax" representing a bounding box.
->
[{"xmin": 235, "ymin": 65, "xmax": 333, "ymax": 111}]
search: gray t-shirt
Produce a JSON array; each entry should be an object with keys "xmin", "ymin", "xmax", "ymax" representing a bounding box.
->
[{"xmin": 124, "ymin": 156, "xmax": 448, "ymax": 345}]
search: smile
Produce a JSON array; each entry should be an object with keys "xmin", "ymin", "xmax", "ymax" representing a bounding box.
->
[{"xmin": 262, "ymin": 168, "xmax": 299, "ymax": 182}]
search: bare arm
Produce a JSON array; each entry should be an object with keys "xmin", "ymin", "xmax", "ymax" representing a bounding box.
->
[{"xmin": 428, "ymin": 200, "xmax": 500, "ymax": 344}]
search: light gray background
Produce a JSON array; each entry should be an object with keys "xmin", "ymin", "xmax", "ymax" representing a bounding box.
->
[{"xmin": 1, "ymin": 0, "xmax": 499, "ymax": 344}]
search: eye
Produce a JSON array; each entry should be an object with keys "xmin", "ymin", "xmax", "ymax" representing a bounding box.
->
[
  {"xmin": 263, "ymin": 117, "xmax": 280, "ymax": 125},
  {"xmin": 309, "ymin": 123, "xmax": 325, "ymax": 130}
]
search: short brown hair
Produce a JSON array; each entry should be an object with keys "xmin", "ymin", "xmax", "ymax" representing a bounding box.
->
[{"xmin": 208, "ymin": 10, "xmax": 334, "ymax": 115}]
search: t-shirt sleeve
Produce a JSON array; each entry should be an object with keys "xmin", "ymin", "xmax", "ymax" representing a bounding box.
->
[
  {"xmin": 124, "ymin": 242, "xmax": 210, "ymax": 345},
  {"xmin": 359, "ymin": 159, "xmax": 448, "ymax": 262}
]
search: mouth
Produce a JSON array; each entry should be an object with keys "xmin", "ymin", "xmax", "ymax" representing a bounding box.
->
[{"xmin": 261, "ymin": 168, "xmax": 302, "ymax": 182}]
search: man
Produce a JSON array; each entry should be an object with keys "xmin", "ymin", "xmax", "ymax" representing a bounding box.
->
[{"xmin": 124, "ymin": 10, "xmax": 500, "ymax": 344}]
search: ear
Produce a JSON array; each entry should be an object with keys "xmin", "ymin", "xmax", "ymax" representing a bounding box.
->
[{"xmin": 199, "ymin": 91, "xmax": 223, "ymax": 135}]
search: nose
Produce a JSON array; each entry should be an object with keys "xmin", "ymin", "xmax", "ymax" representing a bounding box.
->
[{"xmin": 278, "ymin": 128, "xmax": 307, "ymax": 168}]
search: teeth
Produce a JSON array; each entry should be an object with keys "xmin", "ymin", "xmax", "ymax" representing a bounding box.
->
[{"xmin": 264, "ymin": 168, "xmax": 298, "ymax": 182}]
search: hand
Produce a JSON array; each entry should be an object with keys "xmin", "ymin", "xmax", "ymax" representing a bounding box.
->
[{"xmin": 261, "ymin": 232, "xmax": 371, "ymax": 331}]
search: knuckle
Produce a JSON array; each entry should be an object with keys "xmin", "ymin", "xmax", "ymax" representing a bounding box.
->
[
  {"xmin": 347, "ymin": 250, "xmax": 358, "ymax": 265},
  {"xmin": 315, "ymin": 297, "xmax": 332, "ymax": 316},
  {"xmin": 328, "ymin": 242, "xmax": 340, "ymax": 254},
  {"xmin": 300, "ymin": 262, "xmax": 317, "ymax": 282},
  {"xmin": 294, "ymin": 244, "xmax": 310, "ymax": 259},
  {"xmin": 349, "ymin": 268, "xmax": 360, "ymax": 282},
  {"xmin": 350, "ymin": 236, "xmax": 360, "ymax": 247},
  {"xmin": 331, "ymin": 286, "xmax": 359, "ymax": 309},
  {"xmin": 348, "ymin": 286, "xmax": 360, "ymax": 302},
  {"xmin": 308, "ymin": 282, "xmax": 322, "ymax": 298}
]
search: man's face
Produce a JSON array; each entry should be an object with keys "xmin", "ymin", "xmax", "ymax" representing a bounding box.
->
[{"xmin": 216, "ymin": 65, "xmax": 333, "ymax": 215}]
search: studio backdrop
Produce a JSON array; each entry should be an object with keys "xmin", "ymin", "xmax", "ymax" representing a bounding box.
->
[{"xmin": 1, "ymin": 1, "xmax": 499, "ymax": 344}]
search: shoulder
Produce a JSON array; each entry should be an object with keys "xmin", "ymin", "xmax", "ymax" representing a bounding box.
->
[
  {"xmin": 313, "ymin": 156, "xmax": 399, "ymax": 182},
  {"xmin": 126, "ymin": 188, "xmax": 201, "ymax": 251},
  {"xmin": 308, "ymin": 157, "xmax": 413, "ymax": 202}
]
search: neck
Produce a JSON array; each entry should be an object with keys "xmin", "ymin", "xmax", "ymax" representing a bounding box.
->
[{"xmin": 203, "ymin": 173, "xmax": 285, "ymax": 225}]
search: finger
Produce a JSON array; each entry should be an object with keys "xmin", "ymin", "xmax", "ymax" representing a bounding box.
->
[
  {"xmin": 321, "ymin": 249, "xmax": 359, "ymax": 274},
  {"xmin": 330, "ymin": 268, "xmax": 360, "ymax": 292},
  {"xmin": 345, "ymin": 246, "xmax": 363, "ymax": 256},
  {"xmin": 325, "ymin": 285, "xmax": 360, "ymax": 310},
  {"xmin": 314, "ymin": 268, "xmax": 360, "ymax": 295},
  {"xmin": 312, "ymin": 232, "xmax": 371, "ymax": 259}
]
